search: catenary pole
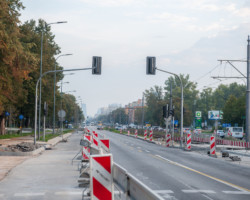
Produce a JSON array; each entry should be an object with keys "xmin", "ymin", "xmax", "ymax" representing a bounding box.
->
[{"xmin": 246, "ymin": 36, "xmax": 250, "ymax": 143}]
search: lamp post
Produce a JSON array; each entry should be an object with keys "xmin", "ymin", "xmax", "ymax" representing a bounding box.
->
[
  {"xmin": 146, "ymin": 57, "xmax": 184, "ymax": 148},
  {"xmin": 34, "ymin": 67, "xmax": 93, "ymax": 145},
  {"xmin": 53, "ymin": 54, "xmax": 72, "ymax": 134},
  {"xmin": 39, "ymin": 21, "xmax": 67, "ymax": 138},
  {"xmin": 60, "ymin": 81, "xmax": 69, "ymax": 134}
]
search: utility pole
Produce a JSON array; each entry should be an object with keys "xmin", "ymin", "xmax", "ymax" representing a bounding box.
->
[
  {"xmin": 169, "ymin": 82, "xmax": 174, "ymax": 146},
  {"xmin": 141, "ymin": 93, "xmax": 145, "ymax": 129},
  {"xmin": 216, "ymin": 36, "xmax": 250, "ymax": 143},
  {"xmin": 246, "ymin": 36, "xmax": 250, "ymax": 143}
]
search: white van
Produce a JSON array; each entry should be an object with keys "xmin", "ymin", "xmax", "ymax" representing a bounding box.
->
[{"xmin": 226, "ymin": 127, "xmax": 243, "ymax": 139}]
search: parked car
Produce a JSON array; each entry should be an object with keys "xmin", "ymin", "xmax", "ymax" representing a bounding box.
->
[
  {"xmin": 193, "ymin": 129, "xmax": 202, "ymax": 134},
  {"xmin": 183, "ymin": 128, "xmax": 191, "ymax": 134},
  {"xmin": 216, "ymin": 130, "xmax": 225, "ymax": 138},
  {"xmin": 115, "ymin": 125, "xmax": 122, "ymax": 130},
  {"xmin": 226, "ymin": 127, "xmax": 244, "ymax": 139}
]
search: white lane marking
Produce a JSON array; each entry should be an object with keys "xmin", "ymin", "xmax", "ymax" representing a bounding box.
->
[
  {"xmin": 223, "ymin": 191, "xmax": 250, "ymax": 194},
  {"xmin": 155, "ymin": 155, "xmax": 250, "ymax": 192},
  {"xmin": 14, "ymin": 193, "xmax": 45, "ymax": 197},
  {"xmin": 136, "ymin": 147, "xmax": 141, "ymax": 149},
  {"xmin": 202, "ymin": 194, "xmax": 214, "ymax": 200},
  {"xmin": 182, "ymin": 190, "xmax": 215, "ymax": 194},
  {"xmin": 154, "ymin": 190, "xmax": 174, "ymax": 194},
  {"xmin": 55, "ymin": 191, "xmax": 83, "ymax": 195},
  {"xmin": 145, "ymin": 150, "xmax": 150, "ymax": 153}
]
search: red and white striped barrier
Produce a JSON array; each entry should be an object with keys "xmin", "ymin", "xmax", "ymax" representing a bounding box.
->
[
  {"xmin": 166, "ymin": 134, "xmax": 171, "ymax": 147},
  {"xmin": 90, "ymin": 154, "xmax": 114, "ymax": 200},
  {"xmin": 210, "ymin": 136, "xmax": 216, "ymax": 155},
  {"xmin": 100, "ymin": 139, "xmax": 110, "ymax": 153},
  {"xmin": 144, "ymin": 130, "xmax": 147, "ymax": 140},
  {"xmin": 127, "ymin": 130, "xmax": 130, "ymax": 136},
  {"xmin": 92, "ymin": 131, "xmax": 99, "ymax": 148},
  {"xmin": 149, "ymin": 129, "xmax": 153, "ymax": 141},
  {"xmin": 187, "ymin": 133, "xmax": 191, "ymax": 150},
  {"xmin": 82, "ymin": 146, "xmax": 90, "ymax": 160},
  {"xmin": 135, "ymin": 129, "xmax": 138, "ymax": 138},
  {"xmin": 82, "ymin": 134, "xmax": 92, "ymax": 160}
]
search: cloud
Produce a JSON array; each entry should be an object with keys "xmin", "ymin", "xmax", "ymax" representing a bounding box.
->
[
  {"xmin": 78, "ymin": 0, "xmax": 145, "ymax": 7},
  {"xmin": 148, "ymin": 12, "xmax": 196, "ymax": 24}
]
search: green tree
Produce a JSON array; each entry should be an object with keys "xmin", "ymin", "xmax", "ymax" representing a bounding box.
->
[
  {"xmin": 0, "ymin": 0, "xmax": 37, "ymax": 134},
  {"xmin": 144, "ymin": 85, "xmax": 165, "ymax": 126},
  {"xmin": 223, "ymin": 95, "xmax": 245, "ymax": 127},
  {"xmin": 164, "ymin": 74, "xmax": 199, "ymax": 127}
]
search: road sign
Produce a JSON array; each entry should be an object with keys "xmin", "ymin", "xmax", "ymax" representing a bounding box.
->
[
  {"xmin": 5, "ymin": 112, "xmax": 10, "ymax": 117},
  {"xmin": 19, "ymin": 114, "xmax": 24, "ymax": 120},
  {"xmin": 208, "ymin": 110, "xmax": 223, "ymax": 120},
  {"xmin": 58, "ymin": 110, "xmax": 66, "ymax": 118},
  {"xmin": 195, "ymin": 111, "xmax": 202, "ymax": 118}
]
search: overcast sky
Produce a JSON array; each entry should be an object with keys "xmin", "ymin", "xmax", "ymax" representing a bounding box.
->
[{"xmin": 20, "ymin": 0, "xmax": 250, "ymax": 116}]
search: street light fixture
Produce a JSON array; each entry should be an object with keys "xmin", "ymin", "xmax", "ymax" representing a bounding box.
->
[
  {"xmin": 39, "ymin": 21, "xmax": 67, "ymax": 138},
  {"xmin": 53, "ymin": 53, "xmax": 73, "ymax": 134},
  {"xmin": 59, "ymin": 81, "xmax": 69, "ymax": 134},
  {"xmin": 34, "ymin": 56, "xmax": 102, "ymax": 145},
  {"xmin": 146, "ymin": 57, "xmax": 184, "ymax": 148}
]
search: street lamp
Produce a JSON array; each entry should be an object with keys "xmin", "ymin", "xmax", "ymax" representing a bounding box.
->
[
  {"xmin": 146, "ymin": 57, "xmax": 184, "ymax": 148},
  {"xmin": 39, "ymin": 21, "xmax": 67, "ymax": 138},
  {"xmin": 53, "ymin": 53, "xmax": 73, "ymax": 134},
  {"xmin": 60, "ymin": 81, "xmax": 69, "ymax": 133},
  {"xmin": 34, "ymin": 56, "xmax": 102, "ymax": 145}
]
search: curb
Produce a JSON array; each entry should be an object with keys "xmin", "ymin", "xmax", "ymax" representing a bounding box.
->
[{"xmin": 0, "ymin": 133, "xmax": 72, "ymax": 157}]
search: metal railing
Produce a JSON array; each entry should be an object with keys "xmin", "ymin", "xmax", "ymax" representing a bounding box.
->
[{"xmin": 113, "ymin": 163, "xmax": 164, "ymax": 200}]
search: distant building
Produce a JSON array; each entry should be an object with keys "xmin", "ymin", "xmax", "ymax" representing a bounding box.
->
[
  {"xmin": 95, "ymin": 103, "xmax": 122, "ymax": 117},
  {"xmin": 125, "ymin": 99, "xmax": 144, "ymax": 124},
  {"xmin": 82, "ymin": 103, "xmax": 87, "ymax": 119}
]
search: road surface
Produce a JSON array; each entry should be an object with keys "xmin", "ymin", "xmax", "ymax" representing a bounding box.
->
[{"xmin": 96, "ymin": 128, "xmax": 250, "ymax": 200}]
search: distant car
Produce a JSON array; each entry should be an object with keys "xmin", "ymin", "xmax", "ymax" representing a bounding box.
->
[
  {"xmin": 183, "ymin": 128, "xmax": 191, "ymax": 134},
  {"xmin": 193, "ymin": 129, "xmax": 202, "ymax": 134},
  {"xmin": 216, "ymin": 130, "xmax": 225, "ymax": 138},
  {"xmin": 115, "ymin": 125, "xmax": 122, "ymax": 130},
  {"xmin": 97, "ymin": 125, "xmax": 103, "ymax": 130},
  {"xmin": 157, "ymin": 127, "xmax": 164, "ymax": 131}
]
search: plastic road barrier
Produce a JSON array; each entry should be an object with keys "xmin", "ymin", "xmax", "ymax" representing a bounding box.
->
[{"xmin": 90, "ymin": 154, "xmax": 114, "ymax": 200}]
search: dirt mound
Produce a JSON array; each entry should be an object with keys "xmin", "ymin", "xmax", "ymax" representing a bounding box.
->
[{"xmin": 2, "ymin": 142, "xmax": 43, "ymax": 152}]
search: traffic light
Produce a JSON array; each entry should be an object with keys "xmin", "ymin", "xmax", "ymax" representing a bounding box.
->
[
  {"xmin": 44, "ymin": 102, "xmax": 48, "ymax": 116},
  {"xmin": 163, "ymin": 105, "xmax": 166, "ymax": 118},
  {"xmin": 92, "ymin": 56, "xmax": 102, "ymax": 75},
  {"xmin": 146, "ymin": 57, "xmax": 156, "ymax": 75}
]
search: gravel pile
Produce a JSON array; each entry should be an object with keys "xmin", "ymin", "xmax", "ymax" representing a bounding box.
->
[{"xmin": 3, "ymin": 142, "xmax": 43, "ymax": 152}]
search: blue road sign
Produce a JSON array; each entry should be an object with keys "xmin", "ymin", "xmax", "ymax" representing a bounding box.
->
[
  {"xmin": 19, "ymin": 114, "xmax": 24, "ymax": 120},
  {"xmin": 174, "ymin": 120, "xmax": 178, "ymax": 125},
  {"xmin": 5, "ymin": 112, "xmax": 10, "ymax": 116}
]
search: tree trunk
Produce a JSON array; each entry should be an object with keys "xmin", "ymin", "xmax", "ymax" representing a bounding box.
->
[{"xmin": 0, "ymin": 115, "xmax": 6, "ymax": 135}]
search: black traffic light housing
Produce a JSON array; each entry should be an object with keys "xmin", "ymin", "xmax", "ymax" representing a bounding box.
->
[
  {"xmin": 92, "ymin": 56, "xmax": 102, "ymax": 75},
  {"xmin": 163, "ymin": 105, "xmax": 167, "ymax": 118},
  {"xmin": 146, "ymin": 56, "xmax": 156, "ymax": 75}
]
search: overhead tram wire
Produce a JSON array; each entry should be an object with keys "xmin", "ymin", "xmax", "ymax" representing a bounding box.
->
[{"xmin": 193, "ymin": 63, "xmax": 221, "ymax": 83}]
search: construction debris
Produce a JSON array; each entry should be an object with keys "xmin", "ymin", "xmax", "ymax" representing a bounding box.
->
[{"xmin": 2, "ymin": 142, "xmax": 42, "ymax": 152}]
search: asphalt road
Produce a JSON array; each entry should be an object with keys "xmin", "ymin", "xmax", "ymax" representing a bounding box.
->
[
  {"xmin": 0, "ymin": 129, "xmax": 250, "ymax": 200},
  {"xmin": 94, "ymin": 128, "xmax": 250, "ymax": 200}
]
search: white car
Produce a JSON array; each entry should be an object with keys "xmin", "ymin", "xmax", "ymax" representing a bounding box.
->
[
  {"xmin": 193, "ymin": 129, "xmax": 202, "ymax": 134},
  {"xmin": 216, "ymin": 130, "xmax": 225, "ymax": 138},
  {"xmin": 183, "ymin": 128, "xmax": 191, "ymax": 134}
]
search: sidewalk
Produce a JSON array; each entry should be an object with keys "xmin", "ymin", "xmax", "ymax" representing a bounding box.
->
[{"xmin": 0, "ymin": 133, "xmax": 72, "ymax": 181}]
